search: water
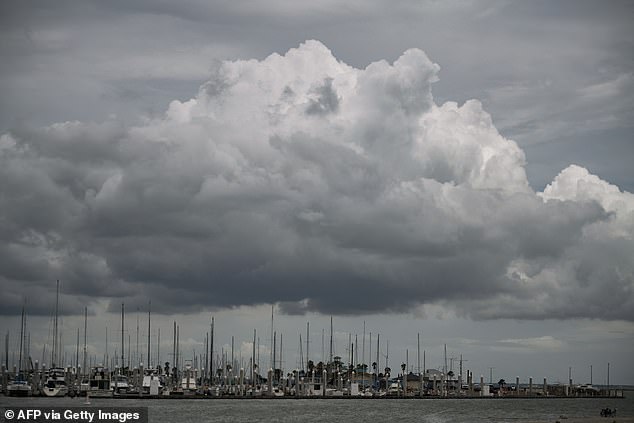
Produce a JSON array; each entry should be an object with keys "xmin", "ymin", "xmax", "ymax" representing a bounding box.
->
[{"xmin": 2, "ymin": 396, "xmax": 632, "ymax": 422}]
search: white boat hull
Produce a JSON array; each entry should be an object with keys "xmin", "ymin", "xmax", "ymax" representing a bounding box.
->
[
  {"xmin": 42, "ymin": 385, "xmax": 68, "ymax": 397},
  {"xmin": 88, "ymin": 389, "xmax": 113, "ymax": 398},
  {"xmin": 7, "ymin": 384, "xmax": 32, "ymax": 397}
]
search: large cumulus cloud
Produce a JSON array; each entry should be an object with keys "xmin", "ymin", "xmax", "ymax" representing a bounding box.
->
[{"xmin": 1, "ymin": 40, "xmax": 632, "ymax": 319}]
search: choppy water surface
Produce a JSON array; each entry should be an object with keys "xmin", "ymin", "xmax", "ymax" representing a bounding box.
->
[{"xmin": 2, "ymin": 396, "xmax": 632, "ymax": 423}]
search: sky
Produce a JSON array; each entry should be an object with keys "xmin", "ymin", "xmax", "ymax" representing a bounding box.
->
[{"xmin": 0, "ymin": 1, "xmax": 633, "ymax": 385}]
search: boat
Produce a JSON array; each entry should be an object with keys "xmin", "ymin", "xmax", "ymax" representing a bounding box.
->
[
  {"xmin": 42, "ymin": 367, "xmax": 69, "ymax": 397},
  {"xmin": 43, "ymin": 280, "xmax": 68, "ymax": 397},
  {"xmin": 7, "ymin": 376, "xmax": 32, "ymax": 397},
  {"xmin": 86, "ymin": 366, "xmax": 112, "ymax": 397},
  {"xmin": 388, "ymin": 381, "xmax": 402, "ymax": 396},
  {"xmin": 143, "ymin": 370, "xmax": 164, "ymax": 395},
  {"xmin": 179, "ymin": 361, "xmax": 198, "ymax": 394},
  {"xmin": 325, "ymin": 387, "xmax": 344, "ymax": 397},
  {"xmin": 8, "ymin": 307, "xmax": 32, "ymax": 397},
  {"xmin": 112, "ymin": 373, "xmax": 131, "ymax": 394}
]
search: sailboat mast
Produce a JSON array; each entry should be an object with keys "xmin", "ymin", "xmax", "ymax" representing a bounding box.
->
[
  {"xmin": 147, "ymin": 301, "xmax": 151, "ymax": 368},
  {"xmin": 272, "ymin": 332, "xmax": 276, "ymax": 374},
  {"xmin": 269, "ymin": 305, "xmax": 274, "ymax": 371},
  {"xmin": 83, "ymin": 307, "xmax": 87, "ymax": 378},
  {"xmin": 121, "ymin": 303, "xmax": 125, "ymax": 372},
  {"xmin": 172, "ymin": 321, "xmax": 176, "ymax": 376},
  {"xmin": 329, "ymin": 316, "xmax": 333, "ymax": 364},
  {"xmin": 75, "ymin": 328, "xmax": 79, "ymax": 371},
  {"xmin": 105, "ymin": 326, "xmax": 108, "ymax": 366},
  {"xmin": 53, "ymin": 279, "xmax": 59, "ymax": 367},
  {"xmin": 5, "ymin": 331, "xmax": 9, "ymax": 371},
  {"xmin": 136, "ymin": 310, "xmax": 139, "ymax": 367},
  {"xmin": 18, "ymin": 305, "xmax": 24, "ymax": 374},
  {"xmin": 176, "ymin": 324, "xmax": 179, "ymax": 372},
  {"xmin": 252, "ymin": 328, "xmax": 256, "ymax": 385},
  {"xmin": 306, "ymin": 322, "xmax": 309, "ymax": 369},
  {"xmin": 210, "ymin": 317, "xmax": 214, "ymax": 382}
]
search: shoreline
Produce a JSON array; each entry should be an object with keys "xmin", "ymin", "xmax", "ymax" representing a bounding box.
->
[
  {"xmin": 520, "ymin": 419, "xmax": 634, "ymax": 423},
  {"xmin": 2, "ymin": 393, "xmax": 630, "ymax": 400}
]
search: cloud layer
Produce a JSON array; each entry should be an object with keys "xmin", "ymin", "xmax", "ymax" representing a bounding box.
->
[{"xmin": 1, "ymin": 41, "xmax": 632, "ymax": 320}]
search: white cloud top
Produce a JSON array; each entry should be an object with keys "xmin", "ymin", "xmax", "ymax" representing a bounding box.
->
[{"xmin": 1, "ymin": 41, "xmax": 632, "ymax": 320}]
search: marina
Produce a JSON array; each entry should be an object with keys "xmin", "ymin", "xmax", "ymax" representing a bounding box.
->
[{"xmin": 0, "ymin": 291, "xmax": 627, "ymax": 401}]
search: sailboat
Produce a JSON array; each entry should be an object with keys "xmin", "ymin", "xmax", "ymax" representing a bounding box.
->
[
  {"xmin": 7, "ymin": 376, "xmax": 32, "ymax": 396},
  {"xmin": 179, "ymin": 360, "xmax": 198, "ymax": 394},
  {"xmin": 86, "ymin": 365, "xmax": 113, "ymax": 398},
  {"xmin": 43, "ymin": 281, "xmax": 68, "ymax": 397},
  {"xmin": 7, "ymin": 306, "xmax": 32, "ymax": 396},
  {"xmin": 42, "ymin": 367, "xmax": 69, "ymax": 397}
]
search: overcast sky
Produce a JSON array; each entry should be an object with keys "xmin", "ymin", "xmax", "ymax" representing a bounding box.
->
[{"xmin": 1, "ymin": 1, "xmax": 633, "ymax": 384}]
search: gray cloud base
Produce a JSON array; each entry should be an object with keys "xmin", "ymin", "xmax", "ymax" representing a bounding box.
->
[{"xmin": 1, "ymin": 41, "xmax": 632, "ymax": 320}]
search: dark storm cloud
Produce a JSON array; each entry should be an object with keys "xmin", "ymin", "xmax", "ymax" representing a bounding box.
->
[{"xmin": 1, "ymin": 41, "xmax": 632, "ymax": 321}]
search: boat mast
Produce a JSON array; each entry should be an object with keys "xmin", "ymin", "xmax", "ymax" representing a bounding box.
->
[
  {"xmin": 172, "ymin": 321, "xmax": 176, "ymax": 378},
  {"xmin": 121, "ymin": 303, "xmax": 124, "ymax": 373},
  {"xmin": 82, "ymin": 307, "xmax": 87, "ymax": 378},
  {"xmin": 362, "ymin": 321, "xmax": 365, "ymax": 388},
  {"xmin": 329, "ymin": 316, "xmax": 333, "ymax": 364},
  {"xmin": 136, "ymin": 310, "xmax": 139, "ymax": 367},
  {"xmin": 18, "ymin": 305, "xmax": 24, "ymax": 375},
  {"xmin": 75, "ymin": 328, "xmax": 79, "ymax": 371},
  {"xmin": 252, "ymin": 328, "xmax": 256, "ymax": 385},
  {"xmin": 210, "ymin": 317, "xmax": 214, "ymax": 383},
  {"xmin": 176, "ymin": 324, "xmax": 179, "ymax": 374},
  {"xmin": 105, "ymin": 326, "xmax": 108, "ymax": 367},
  {"xmin": 147, "ymin": 301, "xmax": 151, "ymax": 368},
  {"xmin": 5, "ymin": 331, "xmax": 9, "ymax": 371},
  {"xmin": 52, "ymin": 279, "xmax": 59, "ymax": 367},
  {"xmin": 306, "ymin": 322, "xmax": 309, "ymax": 371},
  {"xmin": 272, "ymin": 332, "xmax": 276, "ymax": 377},
  {"xmin": 269, "ymin": 305, "xmax": 274, "ymax": 371},
  {"xmin": 204, "ymin": 333, "xmax": 208, "ymax": 381}
]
